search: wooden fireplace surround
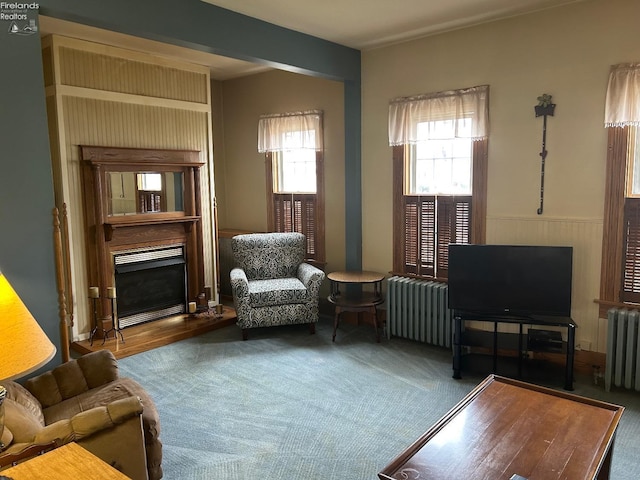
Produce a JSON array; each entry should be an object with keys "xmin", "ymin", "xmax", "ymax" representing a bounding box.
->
[{"xmin": 81, "ymin": 145, "xmax": 206, "ymax": 334}]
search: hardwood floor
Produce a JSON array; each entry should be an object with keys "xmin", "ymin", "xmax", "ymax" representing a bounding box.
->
[{"xmin": 71, "ymin": 306, "xmax": 237, "ymax": 359}]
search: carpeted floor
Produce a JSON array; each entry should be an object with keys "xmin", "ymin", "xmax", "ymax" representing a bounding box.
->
[{"xmin": 118, "ymin": 319, "xmax": 640, "ymax": 479}]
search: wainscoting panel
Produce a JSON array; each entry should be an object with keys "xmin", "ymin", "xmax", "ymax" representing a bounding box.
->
[
  {"xmin": 58, "ymin": 44, "xmax": 208, "ymax": 104},
  {"xmin": 486, "ymin": 216, "xmax": 605, "ymax": 352}
]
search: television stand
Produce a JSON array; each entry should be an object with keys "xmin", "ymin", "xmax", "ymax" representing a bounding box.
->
[{"xmin": 452, "ymin": 312, "xmax": 577, "ymax": 390}]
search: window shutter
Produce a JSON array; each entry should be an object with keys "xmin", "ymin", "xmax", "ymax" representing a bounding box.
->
[
  {"xmin": 419, "ymin": 197, "xmax": 436, "ymax": 277},
  {"xmin": 402, "ymin": 196, "xmax": 435, "ymax": 276},
  {"xmin": 273, "ymin": 193, "xmax": 317, "ymax": 260},
  {"xmin": 293, "ymin": 194, "xmax": 317, "ymax": 259},
  {"xmin": 436, "ymin": 197, "xmax": 453, "ymax": 277},
  {"xmin": 622, "ymin": 197, "xmax": 640, "ymax": 302},
  {"xmin": 303, "ymin": 195, "xmax": 317, "ymax": 258},
  {"xmin": 436, "ymin": 196, "xmax": 472, "ymax": 278},
  {"xmin": 403, "ymin": 197, "xmax": 419, "ymax": 274},
  {"xmin": 273, "ymin": 194, "xmax": 293, "ymax": 232}
]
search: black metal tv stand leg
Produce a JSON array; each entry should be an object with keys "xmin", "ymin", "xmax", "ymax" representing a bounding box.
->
[
  {"xmin": 565, "ymin": 324, "xmax": 576, "ymax": 390},
  {"xmin": 453, "ymin": 315, "xmax": 462, "ymax": 379},
  {"xmin": 493, "ymin": 321, "xmax": 498, "ymax": 373}
]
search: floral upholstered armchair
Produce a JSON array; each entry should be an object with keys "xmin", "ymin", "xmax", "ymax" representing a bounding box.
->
[{"xmin": 230, "ymin": 232, "xmax": 325, "ymax": 340}]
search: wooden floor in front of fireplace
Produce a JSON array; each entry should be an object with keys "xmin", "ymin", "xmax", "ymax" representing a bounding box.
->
[{"xmin": 71, "ymin": 306, "xmax": 237, "ymax": 360}]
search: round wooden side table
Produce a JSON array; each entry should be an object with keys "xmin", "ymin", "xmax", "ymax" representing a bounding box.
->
[{"xmin": 327, "ymin": 270, "xmax": 385, "ymax": 342}]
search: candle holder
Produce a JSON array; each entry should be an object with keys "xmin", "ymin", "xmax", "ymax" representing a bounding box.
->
[
  {"xmin": 88, "ymin": 287, "xmax": 105, "ymax": 346},
  {"xmin": 102, "ymin": 289, "xmax": 125, "ymax": 344}
]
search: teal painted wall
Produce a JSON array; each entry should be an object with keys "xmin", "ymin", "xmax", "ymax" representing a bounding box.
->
[
  {"xmin": 0, "ymin": 0, "xmax": 361, "ymax": 367},
  {"xmin": 0, "ymin": 5, "xmax": 59, "ymax": 365}
]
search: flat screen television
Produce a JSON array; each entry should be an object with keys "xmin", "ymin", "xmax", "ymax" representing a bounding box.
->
[{"xmin": 448, "ymin": 244, "xmax": 573, "ymax": 318}]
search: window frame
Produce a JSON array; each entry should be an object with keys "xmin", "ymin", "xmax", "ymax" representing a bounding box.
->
[
  {"xmin": 392, "ymin": 139, "xmax": 487, "ymax": 280},
  {"xmin": 265, "ymin": 150, "xmax": 325, "ymax": 267},
  {"xmin": 599, "ymin": 126, "xmax": 639, "ymax": 314}
]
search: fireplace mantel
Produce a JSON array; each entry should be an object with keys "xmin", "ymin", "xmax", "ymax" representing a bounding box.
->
[
  {"xmin": 103, "ymin": 216, "xmax": 200, "ymax": 241},
  {"xmin": 81, "ymin": 145, "xmax": 206, "ymax": 333}
]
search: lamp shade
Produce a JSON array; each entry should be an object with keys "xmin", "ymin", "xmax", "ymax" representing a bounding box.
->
[{"xmin": 0, "ymin": 272, "xmax": 56, "ymax": 381}]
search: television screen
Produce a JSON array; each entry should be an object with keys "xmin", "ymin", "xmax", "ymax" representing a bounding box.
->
[{"xmin": 448, "ymin": 244, "xmax": 573, "ymax": 318}]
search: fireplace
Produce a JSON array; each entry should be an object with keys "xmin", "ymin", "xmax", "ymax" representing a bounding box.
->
[
  {"xmin": 114, "ymin": 245, "xmax": 187, "ymax": 328},
  {"xmin": 80, "ymin": 146, "xmax": 205, "ymax": 335}
]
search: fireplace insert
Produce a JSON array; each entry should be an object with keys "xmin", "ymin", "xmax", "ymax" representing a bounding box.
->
[{"xmin": 113, "ymin": 245, "xmax": 186, "ymax": 328}]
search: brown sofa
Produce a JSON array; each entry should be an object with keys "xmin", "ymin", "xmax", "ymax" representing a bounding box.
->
[{"xmin": 1, "ymin": 350, "xmax": 162, "ymax": 480}]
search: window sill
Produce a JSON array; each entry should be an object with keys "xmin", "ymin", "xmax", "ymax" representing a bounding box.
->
[{"xmin": 594, "ymin": 298, "xmax": 640, "ymax": 317}]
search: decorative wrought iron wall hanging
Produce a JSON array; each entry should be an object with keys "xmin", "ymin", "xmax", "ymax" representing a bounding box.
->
[{"xmin": 534, "ymin": 93, "xmax": 555, "ymax": 215}]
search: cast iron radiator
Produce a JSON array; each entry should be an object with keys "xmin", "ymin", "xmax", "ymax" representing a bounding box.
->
[
  {"xmin": 606, "ymin": 307, "xmax": 640, "ymax": 392},
  {"xmin": 386, "ymin": 276, "xmax": 453, "ymax": 348}
]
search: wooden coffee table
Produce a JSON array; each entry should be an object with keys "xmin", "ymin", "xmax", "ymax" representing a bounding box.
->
[
  {"xmin": 327, "ymin": 270, "xmax": 385, "ymax": 342},
  {"xmin": 2, "ymin": 442, "xmax": 130, "ymax": 479},
  {"xmin": 379, "ymin": 375, "xmax": 624, "ymax": 480}
]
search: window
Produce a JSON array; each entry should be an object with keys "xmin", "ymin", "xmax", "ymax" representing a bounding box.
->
[
  {"xmin": 258, "ymin": 111, "xmax": 325, "ymax": 265},
  {"xmin": 600, "ymin": 63, "xmax": 640, "ymax": 312},
  {"xmin": 389, "ymin": 86, "xmax": 489, "ymax": 279}
]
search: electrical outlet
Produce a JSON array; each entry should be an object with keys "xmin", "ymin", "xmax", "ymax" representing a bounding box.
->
[{"xmin": 576, "ymin": 340, "xmax": 592, "ymax": 351}]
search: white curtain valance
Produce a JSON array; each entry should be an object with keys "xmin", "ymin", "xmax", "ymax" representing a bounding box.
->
[
  {"xmin": 388, "ymin": 85, "xmax": 489, "ymax": 146},
  {"xmin": 605, "ymin": 63, "xmax": 640, "ymax": 128},
  {"xmin": 257, "ymin": 110, "xmax": 323, "ymax": 153}
]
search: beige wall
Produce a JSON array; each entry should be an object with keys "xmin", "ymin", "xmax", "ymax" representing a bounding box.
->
[
  {"xmin": 216, "ymin": 70, "xmax": 346, "ymax": 275},
  {"xmin": 362, "ymin": 0, "xmax": 640, "ymax": 352}
]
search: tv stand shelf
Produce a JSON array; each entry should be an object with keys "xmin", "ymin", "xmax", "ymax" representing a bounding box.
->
[
  {"xmin": 461, "ymin": 329, "xmax": 568, "ymax": 354},
  {"xmin": 453, "ymin": 312, "xmax": 577, "ymax": 390}
]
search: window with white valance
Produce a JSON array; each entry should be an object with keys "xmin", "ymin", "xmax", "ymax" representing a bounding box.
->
[
  {"xmin": 388, "ymin": 85, "xmax": 489, "ymax": 146},
  {"xmin": 600, "ymin": 63, "xmax": 640, "ymax": 310},
  {"xmin": 389, "ymin": 85, "xmax": 489, "ymax": 279},
  {"xmin": 258, "ymin": 110, "xmax": 324, "ymax": 152},
  {"xmin": 257, "ymin": 110, "xmax": 325, "ymax": 266},
  {"xmin": 604, "ymin": 63, "xmax": 640, "ymax": 128}
]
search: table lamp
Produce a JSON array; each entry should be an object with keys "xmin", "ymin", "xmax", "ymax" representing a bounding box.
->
[{"xmin": 0, "ymin": 271, "xmax": 57, "ymax": 450}]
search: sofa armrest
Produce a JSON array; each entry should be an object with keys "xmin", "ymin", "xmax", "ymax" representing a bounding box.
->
[
  {"xmin": 25, "ymin": 350, "xmax": 119, "ymax": 408},
  {"xmin": 32, "ymin": 396, "xmax": 143, "ymax": 446},
  {"xmin": 297, "ymin": 263, "xmax": 325, "ymax": 296},
  {"xmin": 230, "ymin": 267, "xmax": 249, "ymax": 299}
]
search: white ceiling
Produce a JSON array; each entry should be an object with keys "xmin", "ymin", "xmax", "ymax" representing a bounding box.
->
[
  {"xmin": 200, "ymin": 0, "xmax": 584, "ymax": 49},
  {"xmin": 40, "ymin": 0, "xmax": 583, "ymax": 80}
]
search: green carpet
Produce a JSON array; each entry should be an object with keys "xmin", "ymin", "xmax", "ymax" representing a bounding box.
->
[{"xmin": 118, "ymin": 319, "xmax": 640, "ymax": 479}]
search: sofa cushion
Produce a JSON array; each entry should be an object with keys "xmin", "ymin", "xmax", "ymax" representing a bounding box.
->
[
  {"xmin": 248, "ymin": 278, "xmax": 310, "ymax": 307},
  {"xmin": 25, "ymin": 350, "xmax": 119, "ymax": 408}
]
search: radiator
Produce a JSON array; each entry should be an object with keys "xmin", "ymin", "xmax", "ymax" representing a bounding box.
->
[
  {"xmin": 605, "ymin": 308, "xmax": 640, "ymax": 392},
  {"xmin": 386, "ymin": 276, "xmax": 452, "ymax": 348}
]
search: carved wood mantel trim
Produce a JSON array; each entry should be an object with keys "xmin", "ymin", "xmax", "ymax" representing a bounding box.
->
[{"xmin": 80, "ymin": 145, "xmax": 206, "ymax": 334}]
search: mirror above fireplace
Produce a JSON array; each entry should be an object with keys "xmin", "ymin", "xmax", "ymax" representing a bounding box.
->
[{"xmin": 107, "ymin": 171, "xmax": 185, "ymax": 216}]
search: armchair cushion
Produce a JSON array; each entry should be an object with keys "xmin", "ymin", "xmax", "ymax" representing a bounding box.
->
[
  {"xmin": 248, "ymin": 278, "xmax": 310, "ymax": 307},
  {"xmin": 233, "ymin": 232, "xmax": 305, "ymax": 280}
]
